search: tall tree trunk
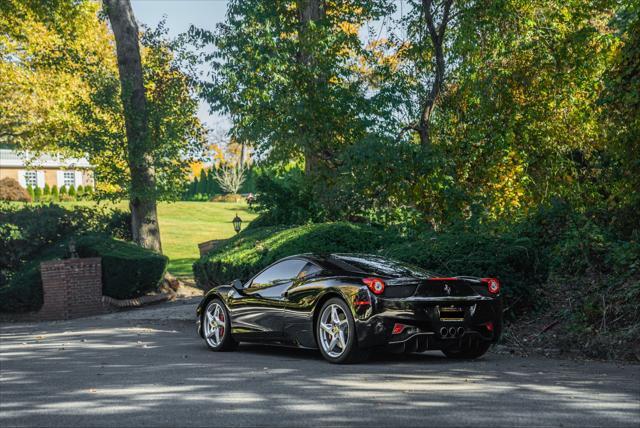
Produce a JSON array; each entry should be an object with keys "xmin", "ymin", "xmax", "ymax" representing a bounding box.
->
[
  {"xmin": 104, "ymin": 0, "xmax": 162, "ymax": 253},
  {"xmin": 417, "ymin": 0, "xmax": 454, "ymax": 147},
  {"xmin": 297, "ymin": 0, "xmax": 324, "ymax": 176}
]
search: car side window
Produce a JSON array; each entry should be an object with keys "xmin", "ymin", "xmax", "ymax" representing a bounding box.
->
[
  {"xmin": 250, "ymin": 259, "xmax": 308, "ymax": 288},
  {"xmin": 297, "ymin": 262, "xmax": 322, "ymax": 279}
]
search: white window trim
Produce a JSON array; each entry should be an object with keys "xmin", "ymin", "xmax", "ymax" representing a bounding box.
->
[
  {"xmin": 56, "ymin": 171, "xmax": 65, "ymax": 187},
  {"xmin": 74, "ymin": 170, "xmax": 83, "ymax": 186},
  {"xmin": 18, "ymin": 170, "xmax": 26, "ymax": 187},
  {"xmin": 36, "ymin": 171, "xmax": 45, "ymax": 188}
]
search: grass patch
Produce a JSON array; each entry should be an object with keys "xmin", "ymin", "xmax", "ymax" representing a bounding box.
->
[{"xmin": 13, "ymin": 200, "xmax": 257, "ymax": 279}]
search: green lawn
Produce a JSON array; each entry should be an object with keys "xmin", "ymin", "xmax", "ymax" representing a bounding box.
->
[
  {"xmin": 156, "ymin": 202, "xmax": 256, "ymax": 278},
  {"xmin": 29, "ymin": 200, "xmax": 256, "ymax": 279}
]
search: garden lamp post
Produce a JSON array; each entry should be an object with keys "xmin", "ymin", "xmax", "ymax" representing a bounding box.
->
[{"xmin": 232, "ymin": 213, "xmax": 243, "ymax": 234}]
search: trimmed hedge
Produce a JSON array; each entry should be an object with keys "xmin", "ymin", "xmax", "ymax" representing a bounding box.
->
[
  {"xmin": 193, "ymin": 222, "xmax": 542, "ymax": 316},
  {"xmin": 0, "ymin": 234, "xmax": 167, "ymax": 313},
  {"xmin": 76, "ymin": 235, "xmax": 168, "ymax": 300},
  {"xmin": 0, "ymin": 203, "xmax": 131, "ymax": 281}
]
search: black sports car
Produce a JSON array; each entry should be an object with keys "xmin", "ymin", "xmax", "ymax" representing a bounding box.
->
[{"xmin": 196, "ymin": 253, "xmax": 503, "ymax": 363}]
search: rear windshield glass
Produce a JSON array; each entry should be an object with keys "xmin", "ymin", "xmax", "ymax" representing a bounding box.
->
[{"xmin": 330, "ymin": 254, "xmax": 432, "ymax": 278}]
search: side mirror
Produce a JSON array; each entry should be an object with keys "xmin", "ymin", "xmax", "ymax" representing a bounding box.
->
[{"xmin": 231, "ymin": 279, "xmax": 243, "ymax": 291}]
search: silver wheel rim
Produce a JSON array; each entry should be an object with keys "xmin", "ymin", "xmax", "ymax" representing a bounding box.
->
[
  {"xmin": 204, "ymin": 302, "xmax": 226, "ymax": 348},
  {"xmin": 319, "ymin": 304, "xmax": 349, "ymax": 358}
]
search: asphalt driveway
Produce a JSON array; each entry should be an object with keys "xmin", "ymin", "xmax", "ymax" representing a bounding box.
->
[{"xmin": 1, "ymin": 299, "xmax": 638, "ymax": 427}]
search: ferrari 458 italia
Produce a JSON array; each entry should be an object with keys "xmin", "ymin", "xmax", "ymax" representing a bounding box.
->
[{"xmin": 196, "ymin": 253, "xmax": 503, "ymax": 363}]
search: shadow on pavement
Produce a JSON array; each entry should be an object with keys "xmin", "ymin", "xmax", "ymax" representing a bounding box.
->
[{"xmin": 1, "ymin": 317, "xmax": 639, "ymax": 427}]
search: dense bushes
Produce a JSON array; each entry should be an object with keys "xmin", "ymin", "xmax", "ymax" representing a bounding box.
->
[
  {"xmin": 195, "ymin": 199, "xmax": 639, "ymax": 322},
  {"xmin": 0, "ymin": 203, "xmax": 131, "ymax": 280},
  {"xmin": 249, "ymin": 168, "xmax": 326, "ymax": 228},
  {"xmin": 76, "ymin": 235, "xmax": 168, "ymax": 299},
  {"xmin": 0, "ymin": 203, "xmax": 165, "ymax": 313},
  {"xmin": 193, "ymin": 222, "xmax": 542, "ymax": 316},
  {"xmin": 0, "ymin": 234, "xmax": 168, "ymax": 312}
]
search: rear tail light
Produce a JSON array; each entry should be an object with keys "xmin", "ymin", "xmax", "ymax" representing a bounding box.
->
[
  {"xmin": 484, "ymin": 321, "xmax": 494, "ymax": 331},
  {"xmin": 362, "ymin": 277, "xmax": 385, "ymax": 295},
  {"xmin": 392, "ymin": 323, "xmax": 407, "ymax": 335},
  {"xmin": 482, "ymin": 278, "xmax": 500, "ymax": 294}
]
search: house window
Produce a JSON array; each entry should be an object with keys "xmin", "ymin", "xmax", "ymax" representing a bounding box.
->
[
  {"xmin": 63, "ymin": 171, "xmax": 75, "ymax": 187},
  {"xmin": 24, "ymin": 171, "xmax": 37, "ymax": 187}
]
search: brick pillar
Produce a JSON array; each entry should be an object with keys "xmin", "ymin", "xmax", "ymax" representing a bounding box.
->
[{"xmin": 39, "ymin": 258, "xmax": 104, "ymax": 320}]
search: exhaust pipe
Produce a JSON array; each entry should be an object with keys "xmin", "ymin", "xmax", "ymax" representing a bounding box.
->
[
  {"xmin": 440, "ymin": 327, "xmax": 448, "ymax": 337},
  {"xmin": 457, "ymin": 327, "xmax": 465, "ymax": 336},
  {"xmin": 448, "ymin": 327, "xmax": 457, "ymax": 337}
]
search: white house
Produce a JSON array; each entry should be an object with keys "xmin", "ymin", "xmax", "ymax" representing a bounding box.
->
[{"xmin": 0, "ymin": 148, "xmax": 94, "ymax": 189}]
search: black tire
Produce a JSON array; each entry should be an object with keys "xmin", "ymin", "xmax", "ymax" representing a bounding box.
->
[
  {"xmin": 442, "ymin": 341, "xmax": 491, "ymax": 359},
  {"xmin": 316, "ymin": 298, "xmax": 369, "ymax": 364},
  {"xmin": 202, "ymin": 298, "xmax": 237, "ymax": 351}
]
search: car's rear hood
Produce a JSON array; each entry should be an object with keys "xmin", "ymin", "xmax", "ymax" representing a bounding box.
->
[{"xmin": 384, "ymin": 276, "xmax": 485, "ymax": 298}]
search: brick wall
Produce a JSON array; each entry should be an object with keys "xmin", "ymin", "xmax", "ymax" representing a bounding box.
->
[{"xmin": 39, "ymin": 258, "xmax": 105, "ymax": 320}]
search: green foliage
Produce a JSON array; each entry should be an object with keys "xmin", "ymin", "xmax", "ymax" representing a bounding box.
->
[
  {"xmin": 0, "ymin": 233, "xmax": 167, "ymax": 312},
  {"xmin": 67, "ymin": 185, "xmax": 76, "ymax": 197},
  {"xmin": 33, "ymin": 186, "xmax": 41, "ymax": 200},
  {"xmin": 59, "ymin": 185, "xmax": 67, "ymax": 195},
  {"xmin": 0, "ymin": 203, "xmax": 132, "ymax": 279},
  {"xmin": 51, "ymin": 185, "xmax": 58, "ymax": 199},
  {"xmin": 75, "ymin": 234, "xmax": 167, "ymax": 300},
  {"xmin": 193, "ymin": 222, "xmax": 398, "ymax": 288},
  {"xmin": 72, "ymin": 19, "xmax": 206, "ymax": 202},
  {"xmin": 43, "ymin": 183, "xmax": 50, "ymax": 196},
  {"xmin": 182, "ymin": 166, "xmax": 256, "ymax": 201},
  {"xmin": 191, "ymin": 0, "xmax": 391, "ymax": 208},
  {"xmin": 193, "ymin": 221, "xmax": 541, "ymax": 316},
  {"xmin": 250, "ymin": 168, "xmax": 326, "ymax": 227},
  {"xmin": 195, "ymin": 201, "xmax": 639, "ymax": 319},
  {"xmin": 26, "ymin": 185, "xmax": 34, "ymax": 200}
]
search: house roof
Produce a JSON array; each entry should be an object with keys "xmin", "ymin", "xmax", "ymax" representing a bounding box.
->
[{"xmin": 0, "ymin": 149, "xmax": 93, "ymax": 169}]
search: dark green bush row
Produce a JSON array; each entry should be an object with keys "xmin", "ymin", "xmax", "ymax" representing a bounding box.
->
[
  {"xmin": 0, "ymin": 203, "xmax": 131, "ymax": 284},
  {"xmin": 0, "ymin": 234, "xmax": 168, "ymax": 313},
  {"xmin": 193, "ymin": 222, "xmax": 542, "ymax": 316},
  {"xmin": 76, "ymin": 235, "xmax": 168, "ymax": 300}
]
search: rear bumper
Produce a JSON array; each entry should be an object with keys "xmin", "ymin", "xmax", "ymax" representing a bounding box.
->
[{"xmin": 353, "ymin": 295, "xmax": 503, "ymax": 350}]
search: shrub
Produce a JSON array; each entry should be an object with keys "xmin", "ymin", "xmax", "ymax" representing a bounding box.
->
[
  {"xmin": 59, "ymin": 185, "xmax": 67, "ymax": 195},
  {"xmin": 43, "ymin": 183, "xmax": 50, "ymax": 196},
  {"xmin": 0, "ymin": 178, "xmax": 31, "ymax": 202},
  {"xmin": 0, "ymin": 234, "xmax": 168, "ymax": 312},
  {"xmin": 384, "ymin": 232, "xmax": 542, "ymax": 315},
  {"xmin": 0, "ymin": 203, "xmax": 132, "ymax": 275},
  {"xmin": 68, "ymin": 185, "xmax": 76, "ymax": 197},
  {"xmin": 33, "ymin": 186, "xmax": 42, "ymax": 201},
  {"xmin": 51, "ymin": 185, "xmax": 59, "ymax": 199},
  {"xmin": 250, "ymin": 168, "xmax": 326, "ymax": 228},
  {"xmin": 26, "ymin": 185, "xmax": 35, "ymax": 200},
  {"xmin": 193, "ymin": 223, "xmax": 396, "ymax": 287},
  {"xmin": 193, "ymin": 222, "xmax": 542, "ymax": 316},
  {"xmin": 75, "ymin": 234, "xmax": 168, "ymax": 299}
]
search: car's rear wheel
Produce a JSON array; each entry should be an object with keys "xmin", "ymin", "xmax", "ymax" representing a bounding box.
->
[
  {"xmin": 316, "ymin": 298, "xmax": 369, "ymax": 364},
  {"xmin": 203, "ymin": 299, "xmax": 237, "ymax": 351},
  {"xmin": 442, "ymin": 340, "xmax": 491, "ymax": 359}
]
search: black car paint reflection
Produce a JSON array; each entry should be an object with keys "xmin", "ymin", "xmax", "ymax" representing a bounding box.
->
[{"xmin": 197, "ymin": 253, "xmax": 503, "ymax": 362}]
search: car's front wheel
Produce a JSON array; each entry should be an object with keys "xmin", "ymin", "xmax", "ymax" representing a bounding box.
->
[
  {"xmin": 202, "ymin": 299, "xmax": 237, "ymax": 351},
  {"xmin": 316, "ymin": 298, "xmax": 369, "ymax": 364}
]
